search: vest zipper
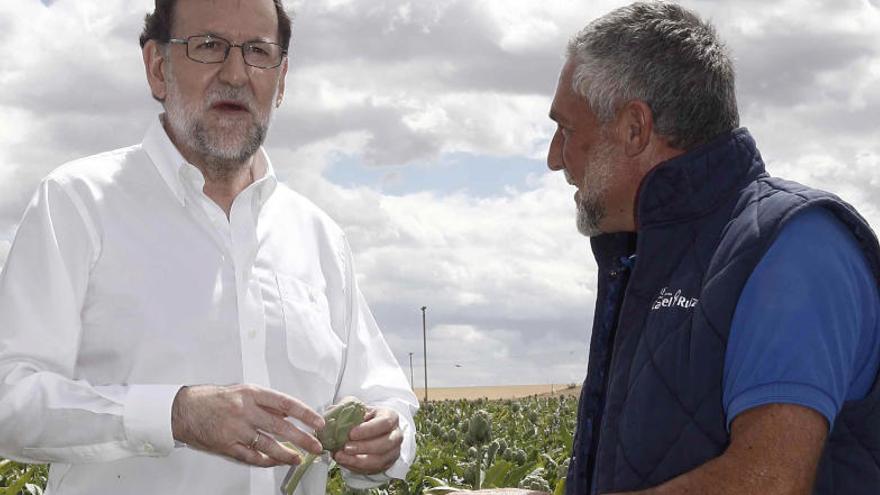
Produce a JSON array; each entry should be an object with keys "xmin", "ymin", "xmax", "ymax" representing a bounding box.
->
[{"xmin": 587, "ymin": 254, "xmax": 637, "ymax": 494}]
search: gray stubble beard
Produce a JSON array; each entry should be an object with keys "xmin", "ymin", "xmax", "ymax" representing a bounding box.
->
[
  {"xmin": 163, "ymin": 66, "xmax": 277, "ymax": 182},
  {"xmin": 576, "ymin": 134, "xmax": 616, "ymax": 237}
]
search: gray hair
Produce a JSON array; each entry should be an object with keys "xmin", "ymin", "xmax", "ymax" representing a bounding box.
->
[{"xmin": 567, "ymin": 2, "xmax": 739, "ymax": 150}]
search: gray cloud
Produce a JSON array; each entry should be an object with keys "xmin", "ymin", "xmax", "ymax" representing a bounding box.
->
[
  {"xmin": 1, "ymin": 0, "xmax": 879, "ymax": 388},
  {"xmin": 732, "ymin": 26, "xmax": 877, "ymax": 108},
  {"xmin": 268, "ymin": 98, "xmax": 442, "ymax": 165},
  {"xmin": 291, "ymin": 0, "xmax": 566, "ymax": 96}
]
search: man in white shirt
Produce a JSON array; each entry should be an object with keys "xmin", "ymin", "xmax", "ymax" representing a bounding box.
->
[{"xmin": 0, "ymin": 0, "xmax": 418, "ymax": 493}]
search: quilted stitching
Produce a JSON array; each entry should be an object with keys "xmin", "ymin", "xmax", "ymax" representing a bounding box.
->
[{"xmin": 582, "ymin": 130, "xmax": 880, "ymax": 495}]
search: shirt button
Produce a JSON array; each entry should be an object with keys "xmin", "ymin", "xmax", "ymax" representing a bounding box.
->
[
  {"xmin": 143, "ymin": 443, "xmax": 155, "ymax": 453},
  {"xmin": 248, "ymin": 329, "xmax": 257, "ymax": 339}
]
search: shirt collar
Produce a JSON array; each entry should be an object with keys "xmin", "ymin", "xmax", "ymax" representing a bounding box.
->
[{"xmin": 142, "ymin": 114, "xmax": 279, "ymax": 208}]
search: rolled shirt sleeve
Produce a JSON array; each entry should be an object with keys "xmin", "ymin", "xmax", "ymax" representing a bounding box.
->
[{"xmin": 0, "ymin": 177, "xmax": 182, "ymax": 463}]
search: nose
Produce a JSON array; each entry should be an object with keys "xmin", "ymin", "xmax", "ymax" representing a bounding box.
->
[
  {"xmin": 547, "ymin": 127, "xmax": 564, "ymax": 171},
  {"xmin": 217, "ymin": 46, "xmax": 249, "ymax": 87}
]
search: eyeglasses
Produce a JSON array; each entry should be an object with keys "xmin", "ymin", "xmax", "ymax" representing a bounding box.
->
[{"xmin": 168, "ymin": 34, "xmax": 287, "ymax": 69}]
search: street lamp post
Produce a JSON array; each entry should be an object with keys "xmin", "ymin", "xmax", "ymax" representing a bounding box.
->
[{"xmin": 421, "ymin": 305, "xmax": 428, "ymax": 402}]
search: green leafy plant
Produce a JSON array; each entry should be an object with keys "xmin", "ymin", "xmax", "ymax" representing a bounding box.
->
[
  {"xmin": 1, "ymin": 387, "xmax": 580, "ymax": 494},
  {"xmin": 282, "ymin": 397, "xmax": 367, "ymax": 495}
]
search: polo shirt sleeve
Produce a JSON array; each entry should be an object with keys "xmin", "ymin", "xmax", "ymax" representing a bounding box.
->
[{"xmin": 723, "ymin": 207, "xmax": 880, "ymax": 430}]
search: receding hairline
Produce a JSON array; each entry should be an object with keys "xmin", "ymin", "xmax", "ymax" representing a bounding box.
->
[{"xmin": 169, "ymin": 0, "xmax": 283, "ymax": 40}]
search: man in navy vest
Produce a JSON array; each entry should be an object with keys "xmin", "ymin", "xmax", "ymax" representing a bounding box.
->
[{"xmin": 547, "ymin": 3, "xmax": 880, "ymax": 494}]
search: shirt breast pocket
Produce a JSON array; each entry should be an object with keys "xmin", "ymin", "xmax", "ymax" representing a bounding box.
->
[{"xmin": 275, "ymin": 273, "xmax": 345, "ymax": 388}]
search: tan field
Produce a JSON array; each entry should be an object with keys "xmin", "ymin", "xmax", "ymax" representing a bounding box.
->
[{"xmin": 412, "ymin": 383, "xmax": 581, "ymax": 401}]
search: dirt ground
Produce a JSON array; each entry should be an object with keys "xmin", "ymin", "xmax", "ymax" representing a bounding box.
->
[{"xmin": 411, "ymin": 383, "xmax": 581, "ymax": 401}]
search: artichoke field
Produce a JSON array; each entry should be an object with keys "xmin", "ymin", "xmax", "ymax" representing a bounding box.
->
[
  {"xmin": 325, "ymin": 392, "xmax": 578, "ymax": 494},
  {"xmin": 0, "ymin": 393, "xmax": 578, "ymax": 495}
]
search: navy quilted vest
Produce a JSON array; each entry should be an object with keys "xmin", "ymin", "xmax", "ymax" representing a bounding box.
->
[{"xmin": 565, "ymin": 129, "xmax": 880, "ymax": 494}]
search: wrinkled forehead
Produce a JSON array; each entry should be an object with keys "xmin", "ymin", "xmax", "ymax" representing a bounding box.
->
[{"xmin": 173, "ymin": 0, "xmax": 280, "ymax": 42}]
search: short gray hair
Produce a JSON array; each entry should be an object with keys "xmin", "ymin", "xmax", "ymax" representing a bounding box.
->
[{"xmin": 568, "ymin": 2, "xmax": 739, "ymax": 150}]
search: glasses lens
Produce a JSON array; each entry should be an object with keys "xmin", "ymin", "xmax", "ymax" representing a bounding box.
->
[
  {"xmin": 187, "ymin": 36, "xmax": 228, "ymax": 63},
  {"xmin": 243, "ymin": 42, "xmax": 283, "ymax": 68}
]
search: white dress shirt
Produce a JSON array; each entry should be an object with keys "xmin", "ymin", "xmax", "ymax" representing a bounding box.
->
[{"xmin": 0, "ymin": 117, "xmax": 418, "ymax": 495}]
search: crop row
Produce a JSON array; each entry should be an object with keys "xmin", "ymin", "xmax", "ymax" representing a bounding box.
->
[{"xmin": 1, "ymin": 393, "xmax": 579, "ymax": 494}]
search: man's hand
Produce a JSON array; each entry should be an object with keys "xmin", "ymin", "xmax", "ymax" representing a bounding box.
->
[
  {"xmin": 171, "ymin": 384, "xmax": 325, "ymax": 467},
  {"xmin": 332, "ymin": 406, "xmax": 403, "ymax": 474}
]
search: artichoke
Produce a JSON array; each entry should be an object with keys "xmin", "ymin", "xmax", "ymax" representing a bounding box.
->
[
  {"xmin": 445, "ymin": 428, "xmax": 457, "ymax": 443},
  {"xmin": 317, "ymin": 397, "xmax": 367, "ymax": 451},
  {"xmin": 519, "ymin": 473, "xmax": 551, "ymax": 492},
  {"xmin": 465, "ymin": 410, "xmax": 492, "ymax": 446},
  {"xmin": 431, "ymin": 423, "xmax": 443, "ymax": 437},
  {"xmin": 281, "ymin": 397, "xmax": 367, "ymax": 495}
]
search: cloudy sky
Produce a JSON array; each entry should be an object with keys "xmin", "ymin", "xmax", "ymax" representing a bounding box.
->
[{"xmin": 1, "ymin": 0, "xmax": 879, "ymax": 388}]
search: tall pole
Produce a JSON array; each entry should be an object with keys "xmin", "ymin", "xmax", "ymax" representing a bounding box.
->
[
  {"xmin": 421, "ymin": 305, "xmax": 428, "ymax": 402},
  {"xmin": 408, "ymin": 352, "xmax": 414, "ymax": 389}
]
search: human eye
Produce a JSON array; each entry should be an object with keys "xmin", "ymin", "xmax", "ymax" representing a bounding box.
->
[
  {"xmin": 192, "ymin": 36, "xmax": 223, "ymax": 52},
  {"xmin": 247, "ymin": 43, "xmax": 270, "ymax": 56}
]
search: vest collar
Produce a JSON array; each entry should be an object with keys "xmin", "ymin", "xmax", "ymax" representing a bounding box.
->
[
  {"xmin": 636, "ymin": 128, "xmax": 766, "ymax": 228},
  {"xmin": 590, "ymin": 128, "xmax": 765, "ymax": 265}
]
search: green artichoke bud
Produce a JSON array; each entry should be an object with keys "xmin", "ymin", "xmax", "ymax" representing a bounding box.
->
[
  {"xmin": 446, "ymin": 428, "xmax": 457, "ymax": 443},
  {"xmin": 488, "ymin": 439, "xmax": 499, "ymax": 452},
  {"xmin": 497, "ymin": 438, "xmax": 507, "ymax": 455},
  {"xmin": 513, "ymin": 448, "xmax": 527, "ymax": 464},
  {"xmin": 519, "ymin": 473, "xmax": 551, "ymax": 491},
  {"xmin": 282, "ymin": 397, "xmax": 367, "ymax": 495},
  {"xmin": 465, "ymin": 410, "xmax": 492, "ymax": 446},
  {"xmin": 317, "ymin": 397, "xmax": 367, "ymax": 452},
  {"xmin": 467, "ymin": 446, "xmax": 478, "ymax": 458}
]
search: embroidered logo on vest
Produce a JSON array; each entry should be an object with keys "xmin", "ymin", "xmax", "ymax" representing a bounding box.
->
[{"xmin": 651, "ymin": 287, "xmax": 699, "ymax": 310}]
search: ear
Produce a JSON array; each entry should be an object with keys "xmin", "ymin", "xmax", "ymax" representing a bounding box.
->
[
  {"xmin": 275, "ymin": 57, "xmax": 289, "ymax": 108},
  {"xmin": 143, "ymin": 40, "xmax": 169, "ymax": 102},
  {"xmin": 615, "ymin": 100, "xmax": 654, "ymax": 158}
]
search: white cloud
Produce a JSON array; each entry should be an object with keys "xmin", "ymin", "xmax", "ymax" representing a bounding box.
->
[{"xmin": 0, "ymin": 0, "xmax": 878, "ymax": 388}]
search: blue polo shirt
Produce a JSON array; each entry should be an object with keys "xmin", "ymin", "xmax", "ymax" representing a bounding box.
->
[{"xmin": 723, "ymin": 207, "xmax": 880, "ymax": 429}]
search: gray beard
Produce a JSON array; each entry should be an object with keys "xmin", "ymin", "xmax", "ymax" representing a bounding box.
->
[
  {"xmin": 189, "ymin": 117, "xmax": 265, "ymax": 181},
  {"xmin": 576, "ymin": 192, "xmax": 606, "ymax": 237},
  {"xmin": 575, "ymin": 136, "xmax": 615, "ymax": 237},
  {"xmin": 163, "ymin": 76, "xmax": 271, "ymax": 182}
]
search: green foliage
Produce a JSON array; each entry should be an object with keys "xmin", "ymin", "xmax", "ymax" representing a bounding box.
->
[
  {"xmin": 404, "ymin": 393, "xmax": 577, "ymax": 494},
  {"xmin": 0, "ymin": 393, "xmax": 578, "ymax": 494},
  {"xmin": 0, "ymin": 461, "xmax": 48, "ymax": 495}
]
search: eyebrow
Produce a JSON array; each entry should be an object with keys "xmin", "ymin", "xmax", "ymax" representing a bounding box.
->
[{"xmin": 203, "ymin": 31, "xmax": 275, "ymax": 44}]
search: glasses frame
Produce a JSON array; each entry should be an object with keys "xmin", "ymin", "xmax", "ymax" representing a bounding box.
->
[{"xmin": 168, "ymin": 34, "xmax": 288, "ymax": 69}]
